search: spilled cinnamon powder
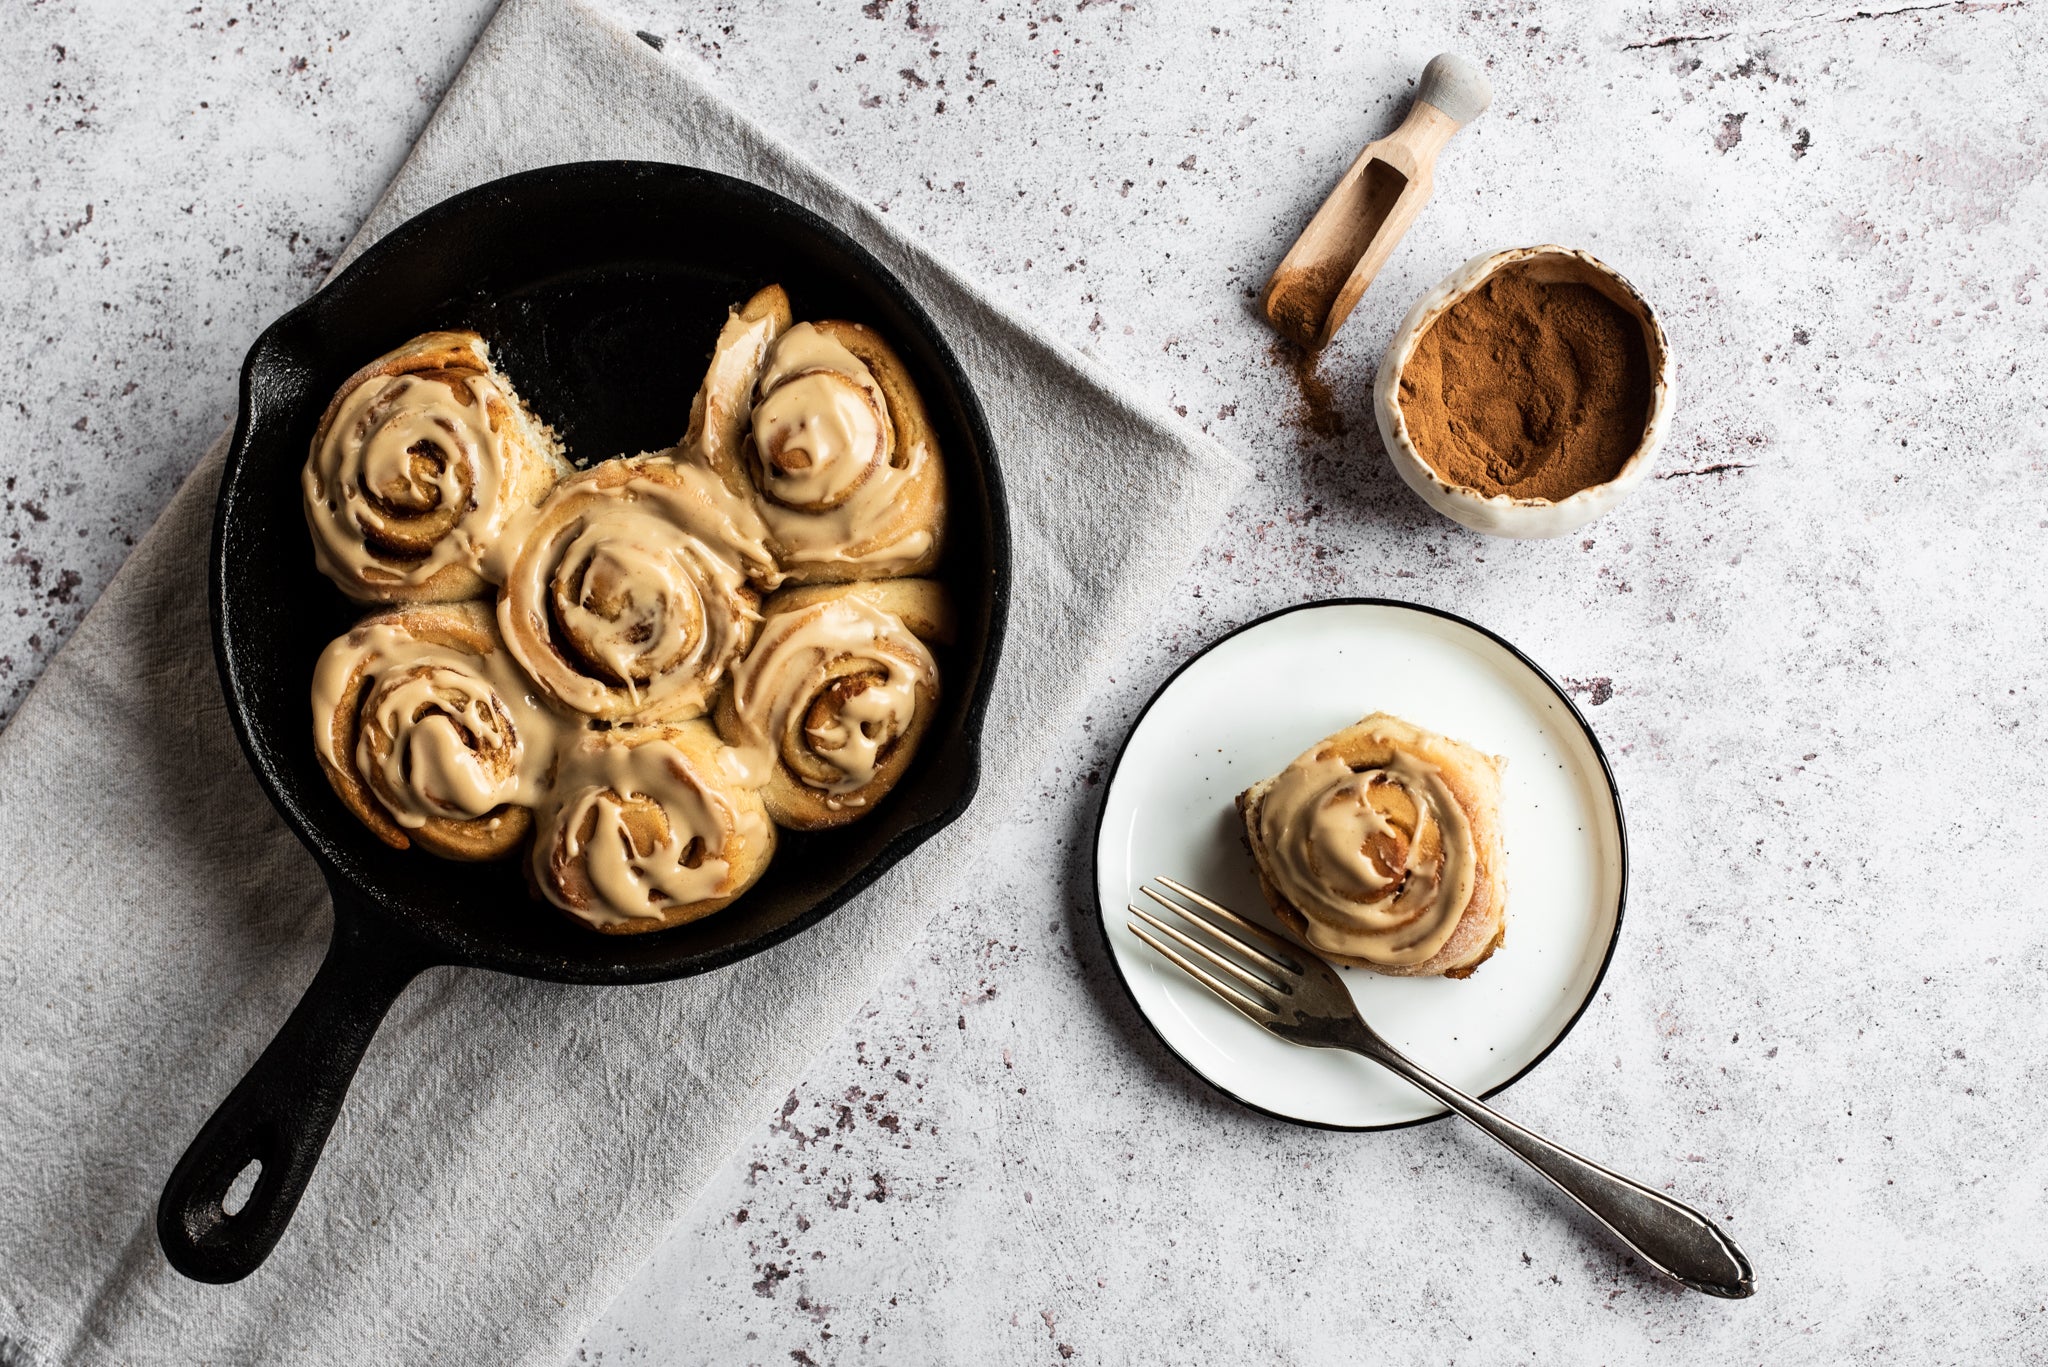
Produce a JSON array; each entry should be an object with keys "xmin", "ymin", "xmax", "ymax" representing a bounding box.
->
[
  {"xmin": 1268, "ymin": 339, "xmax": 1346, "ymax": 439},
  {"xmin": 1398, "ymin": 264, "xmax": 1653, "ymax": 502}
]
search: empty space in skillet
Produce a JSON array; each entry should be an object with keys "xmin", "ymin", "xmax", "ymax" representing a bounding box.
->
[{"xmin": 216, "ymin": 163, "xmax": 1006, "ymax": 983}]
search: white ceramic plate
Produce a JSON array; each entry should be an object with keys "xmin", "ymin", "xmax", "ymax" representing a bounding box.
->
[{"xmin": 1094, "ymin": 600, "xmax": 1626, "ymax": 1129}]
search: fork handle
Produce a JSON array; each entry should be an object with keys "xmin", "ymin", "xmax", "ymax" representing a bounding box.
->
[{"xmin": 1347, "ymin": 1030, "xmax": 1754, "ymax": 1298}]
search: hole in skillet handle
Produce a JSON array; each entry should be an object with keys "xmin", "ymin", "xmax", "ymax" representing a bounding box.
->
[
  {"xmin": 222, "ymin": 1159, "xmax": 262, "ymax": 1216},
  {"xmin": 155, "ymin": 884, "xmax": 439, "ymax": 1283}
]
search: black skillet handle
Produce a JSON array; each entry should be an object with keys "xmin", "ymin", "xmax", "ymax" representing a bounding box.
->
[{"xmin": 156, "ymin": 890, "xmax": 440, "ymax": 1283}]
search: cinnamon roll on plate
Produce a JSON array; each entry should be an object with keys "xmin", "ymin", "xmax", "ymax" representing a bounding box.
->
[
  {"xmin": 302, "ymin": 330, "xmax": 569, "ymax": 603},
  {"xmin": 1238, "ymin": 712, "xmax": 1507, "ymax": 978},
  {"xmin": 532, "ymin": 721, "xmax": 776, "ymax": 934},
  {"xmin": 715, "ymin": 579, "xmax": 951, "ymax": 830},
  {"xmin": 311, "ymin": 600, "xmax": 561, "ymax": 860},
  {"xmin": 683, "ymin": 285, "xmax": 947, "ymax": 584}
]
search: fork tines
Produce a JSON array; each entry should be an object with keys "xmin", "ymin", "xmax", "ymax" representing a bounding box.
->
[{"xmin": 1126, "ymin": 876, "xmax": 1305, "ymax": 1025}]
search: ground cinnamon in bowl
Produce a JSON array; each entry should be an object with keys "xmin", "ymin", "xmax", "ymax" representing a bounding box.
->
[{"xmin": 1398, "ymin": 263, "xmax": 1653, "ymax": 502}]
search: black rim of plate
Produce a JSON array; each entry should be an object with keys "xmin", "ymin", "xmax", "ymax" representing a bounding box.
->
[
  {"xmin": 208, "ymin": 160, "xmax": 1011, "ymax": 984},
  {"xmin": 1090, "ymin": 596, "xmax": 1629, "ymax": 1133}
]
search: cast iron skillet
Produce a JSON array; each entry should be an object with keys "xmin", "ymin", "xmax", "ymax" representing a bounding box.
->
[{"xmin": 156, "ymin": 162, "xmax": 1009, "ymax": 1283}]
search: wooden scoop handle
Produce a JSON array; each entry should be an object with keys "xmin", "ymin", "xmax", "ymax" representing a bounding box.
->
[
  {"xmin": 1413, "ymin": 52, "xmax": 1493, "ymax": 126},
  {"xmin": 1261, "ymin": 53, "xmax": 1491, "ymax": 352}
]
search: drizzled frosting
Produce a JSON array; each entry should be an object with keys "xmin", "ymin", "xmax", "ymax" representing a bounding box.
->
[
  {"xmin": 535, "ymin": 730, "xmax": 771, "ymax": 928},
  {"xmin": 301, "ymin": 295, "xmax": 954, "ymax": 930},
  {"xmin": 748, "ymin": 324, "xmax": 937, "ymax": 576},
  {"xmin": 1255, "ymin": 740, "xmax": 1478, "ymax": 965},
  {"xmin": 685, "ymin": 301, "xmax": 783, "ymax": 480},
  {"xmin": 752, "ymin": 325, "xmax": 894, "ymax": 511},
  {"xmin": 303, "ymin": 336, "xmax": 549, "ymax": 599},
  {"xmin": 311, "ymin": 619, "xmax": 559, "ymax": 833},
  {"xmin": 497, "ymin": 462, "xmax": 780, "ymax": 721},
  {"xmin": 725, "ymin": 595, "xmax": 938, "ymax": 807}
]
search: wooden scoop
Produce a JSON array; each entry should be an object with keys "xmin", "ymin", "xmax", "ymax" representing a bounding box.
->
[{"xmin": 1262, "ymin": 53, "xmax": 1492, "ymax": 352}]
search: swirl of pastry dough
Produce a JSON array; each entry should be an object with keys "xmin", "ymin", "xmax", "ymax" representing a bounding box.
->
[
  {"xmin": 311, "ymin": 600, "xmax": 562, "ymax": 860},
  {"xmin": 1238, "ymin": 713, "xmax": 1506, "ymax": 975},
  {"xmin": 715, "ymin": 580, "xmax": 949, "ymax": 830},
  {"xmin": 677, "ymin": 287, "xmax": 946, "ymax": 585},
  {"xmin": 302, "ymin": 331, "xmax": 568, "ymax": 603},
  {"xmin": 748, "ymin": 321, "xmax": 946, "ymax": 581},
  {"xmin": 533, "ymin": 721, "xmax": 775, "ymax": 933},
  {"xmin": 497, "ymin": 456, "xmax": 777, "ymax": 723},
  {"xmin": 750, "ymin": 329, "xmax": 894, "ymax": 512}
]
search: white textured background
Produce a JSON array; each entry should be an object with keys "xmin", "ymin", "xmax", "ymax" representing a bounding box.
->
[{"xmin": 6, "ymin": 1, "xmax": 2045, "ymax": 1363}]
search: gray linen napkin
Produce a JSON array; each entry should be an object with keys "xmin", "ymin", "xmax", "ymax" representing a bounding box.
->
[{"xmin": 0, "ymin": 0, "xmax": 1244, "ymax": 1362}]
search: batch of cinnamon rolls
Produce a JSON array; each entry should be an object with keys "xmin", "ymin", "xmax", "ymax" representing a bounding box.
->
[{"xmin": 302, "ymin": 286, "xmax": 951, "ymax": 934}]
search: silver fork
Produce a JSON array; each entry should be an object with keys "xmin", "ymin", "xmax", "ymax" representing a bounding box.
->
[{"xmin": 1128, "ymin": 876, "xmax": 1755, "ymax": 1299}]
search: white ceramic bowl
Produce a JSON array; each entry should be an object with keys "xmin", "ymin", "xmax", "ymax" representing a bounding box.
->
[{"xmin": 1372, "ymin": 245, "xmax": 1674, "ymax": 539}]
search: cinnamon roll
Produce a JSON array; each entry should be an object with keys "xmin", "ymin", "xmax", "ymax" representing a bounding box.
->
[
  {"xmin": 682, "ymin": 283, "xmax": 792, "ymax": 511},
  {"xmin": 495, "ymin": 455, "xmax": 776, "ymax": 723},
  {"xmin": 311, "ymin": 600, "xmax": 562, "ymax": 860},
  {"xmin": 714, "ymin": 579, "xmax": 950, "ymax": 830},
  {"xmin": 682, "ymin": 286, "xmax": 947, "ymax": 584},
  {"xmin": 302, "ymin": 330, "xmax": 569, "ymax": 603},
  {"xmin": 1237, "ymin": 713, "xmax": 1507, "ymax": 978},
  {"xmin": 532, "ymin": 721, "xmax": 775, "ymax": 934}
]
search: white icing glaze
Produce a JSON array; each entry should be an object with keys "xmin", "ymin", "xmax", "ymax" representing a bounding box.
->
[
  {"xmin": 311, "ymin": 620, "xmax": 559, "ymax": 829},
  {"xmin": 749, "ymin": 324, "xmax": 935, "ymax": 574},
  {"xmin": 498, "ymin": 465, "xmax": 780, "ymax": 720},
  {"xmin": 536, "ymin": 733, "xmax": 768, "ymax": 927},
  {"xmin": 303, "ymin": 361, "xmax": 518, "ymax": 593},
  {"xmin": 1256, "ymin": 745, "xmax": 1477, "ymax": 965},
  {"xmin": 686, "ymin": 305, "xmax": 783, "ymax": 480},
  {"xmin": 726, "ymin": 596, "xmax": 936, "ymax": 805},
  {"xmin": 752, "ymin": 370, "xmax": 888, "ymax": 511}
]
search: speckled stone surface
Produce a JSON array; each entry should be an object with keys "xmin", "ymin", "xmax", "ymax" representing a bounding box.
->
[{"xmin": 7, "ymin": 1, "xmax": 2047, "ymax": 1363}]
